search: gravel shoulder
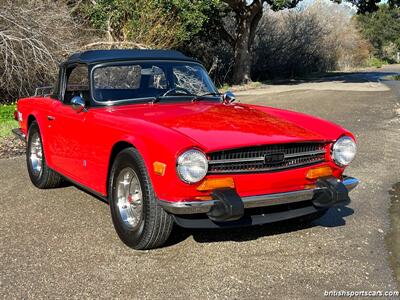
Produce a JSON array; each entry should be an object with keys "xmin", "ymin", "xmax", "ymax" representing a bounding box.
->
[
  {"xmin": 1, "ymin": 67, "xmax": 399, "ymax": 299},
  {"xmin": 0, "ymin": 136, "xmax": 25, "ymax": 158}
]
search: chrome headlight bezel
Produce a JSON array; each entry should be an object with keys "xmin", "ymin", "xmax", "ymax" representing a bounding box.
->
[
  {"xmin": 176, "ymin": 149, "xmax": 208, "ymax": 183},
  {"xmin": 331, "ymin": 136, "xmax": 357, "ymax": 167}
]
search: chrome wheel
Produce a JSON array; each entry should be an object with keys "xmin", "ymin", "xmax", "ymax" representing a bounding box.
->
[
  {"xmin": 29, "ymin": 132, "xmax": 43, "ymax": 176},
  {"xmin": 116, "ymin": 167, "xmax": 143, "ymax": 229}
]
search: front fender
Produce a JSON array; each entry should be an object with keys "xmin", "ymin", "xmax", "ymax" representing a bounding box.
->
[
  {"xmin": 18, "ymin": 97, "xmax": 56, "ymax": 168},
  {"xmin": 90, "ymin": 112, "xmax": 205, "ymax": 197}
]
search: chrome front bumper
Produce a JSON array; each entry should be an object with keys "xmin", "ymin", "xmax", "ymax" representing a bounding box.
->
[{"xmin": 158, "ymin": 176, "xmax": 359, "ymax": 215}]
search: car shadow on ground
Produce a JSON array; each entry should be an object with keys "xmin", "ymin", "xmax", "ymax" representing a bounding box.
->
[{"xmin": 166, "ymin": 206, "xmax": 354, "ymax": 246}]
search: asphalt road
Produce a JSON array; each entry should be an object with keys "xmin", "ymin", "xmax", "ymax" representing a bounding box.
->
[{"xmin": 1, "ymin": 66, "xmax": 399, "ymax": 299}]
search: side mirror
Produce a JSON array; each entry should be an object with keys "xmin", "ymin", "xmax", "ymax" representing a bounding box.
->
[
  {"xmin": 71, "ymin": 96, "xmax": 86, "ymax": 113},
  {"xmin": 222, "ymin": 91, "xmax": 236, "ymax": 104}
]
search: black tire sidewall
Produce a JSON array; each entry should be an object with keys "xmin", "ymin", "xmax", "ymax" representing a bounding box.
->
[
  {"xmin": 109, "ymin": 149, "xmax": 149, "ymax": 247},
  {"xmin": 26, "ymin": 122, "xmax": 45, "ymax": 186}
]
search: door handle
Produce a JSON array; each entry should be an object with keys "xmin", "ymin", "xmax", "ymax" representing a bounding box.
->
[{"xmin": 47, "ymin": 115, "xmax": 55, "ymax": 121}]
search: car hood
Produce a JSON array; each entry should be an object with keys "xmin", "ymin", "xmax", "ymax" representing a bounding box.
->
[{"xmin": 109, "ymin": 102, "xmax": 347, "ymax": 152}]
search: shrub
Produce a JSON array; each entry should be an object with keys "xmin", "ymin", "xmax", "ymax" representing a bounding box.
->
[
  {"xmin": 0, "ymin": 103, "xmax": 16, "ymax": 121},
  {"xmin": 252, "ymin": 1, "xmax": 371, "ymax": 80},
  {"xmin": 0, "ymin": 0, "xmax": 89, "ymax": 104},
  {"xmin": 368, "ymin": 57, "xmax": 386, "ymax": 68},
  {"xmin": 355, "ymin": 5, "xmax": 400, "ymax": 62},
  {"xmin": 81, "ymin": 0, "xmax": 217, "ymax": 49}
]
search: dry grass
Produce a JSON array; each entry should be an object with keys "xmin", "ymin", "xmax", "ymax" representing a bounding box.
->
[{"xmin": 0, "ymin": 119, "xmax": 17, "ymax": 139}]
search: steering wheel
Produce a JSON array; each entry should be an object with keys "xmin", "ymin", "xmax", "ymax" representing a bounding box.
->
[{"xmin": 162, "ymin": 87, "xmax": 194, "ymax": 97}]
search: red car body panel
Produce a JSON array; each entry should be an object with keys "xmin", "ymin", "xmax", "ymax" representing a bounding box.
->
[{"xmin": 17, "ymin": 97, "xmax": 351, "ymax": 202}]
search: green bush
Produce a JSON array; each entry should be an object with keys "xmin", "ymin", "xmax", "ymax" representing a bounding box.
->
[
  {"xmin": 82, "ymin": 0, "xmax": 217, "ymax": 48},
  {"xmin": 0, "ymin": 103, "xmax": 16, "ymax": 121},
  {"xmin": 386, "ymin": 74, "xmax": 400, "ymax": 80},
  {"xmin": 367, "ymin": 57, "xmax": 387, "ymax": 68},
  {"xmin": 355, "ymin": 5, "xmax": 400, "ymax": 62}
]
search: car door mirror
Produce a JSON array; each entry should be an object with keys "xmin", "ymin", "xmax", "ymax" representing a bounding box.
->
[
  {"xmin": 71, "ymin": 96, "xmax": 86, "ymax": 113},
  {"xmin": 222, "ymin": 91, "xmax": 236, "ymax": 104}
]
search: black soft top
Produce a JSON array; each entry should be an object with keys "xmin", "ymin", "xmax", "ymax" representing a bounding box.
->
[{"xmin": 64, "ymin": 49, "xmax": 198, "ymax": 65}]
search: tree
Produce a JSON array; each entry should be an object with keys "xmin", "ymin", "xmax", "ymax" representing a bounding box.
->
[
  {"xmin": 355, "ymin": 4, "xmax": 400, "ymax": 60},
  {"xmin": 338, "ymin": 0, "xmax": 399, "ymax": 13},
  {"xmin": 76, "ymin": 0, "xmax": 399, "ymax": 85},
  {"xmin": 219, "ymin": 0, "xmax": 301, "ymax": 84},
  {"xmin": 218, "ymin": 0, "xmax": 400, "ymax": 84},
  {"xmin": 80, "ymin": 0, "xmax": 218, "ymax": 49}
]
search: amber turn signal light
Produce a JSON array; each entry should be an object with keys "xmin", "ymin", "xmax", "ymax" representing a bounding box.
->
[
  {"xmin": 153, "ymin": 161, "xmax": 166, "ymax": 176},
  {"xmin": 196, "ymin": 177, "xmax": 235, "ymax": 191},
  {"xmin": 306, "ymin": 166, "xmax": 333, "ymax": 179},
  {"xmin": 304, "ymin": 184, "xmax": 317, "ymax": 190},
  {"xmin": 194, "ymin": 195, "xmax": 213, "ymax": 201}
]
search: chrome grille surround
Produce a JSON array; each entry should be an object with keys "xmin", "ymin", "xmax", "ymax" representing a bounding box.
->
[{"xmin": 208, "ymin": 143, "xmax": 327, "ymax": 174}]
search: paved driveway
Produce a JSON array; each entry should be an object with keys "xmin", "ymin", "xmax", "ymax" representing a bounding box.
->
[{"xmin": 1, "ymin": 67, "xmax": 399, "ymax": 298}]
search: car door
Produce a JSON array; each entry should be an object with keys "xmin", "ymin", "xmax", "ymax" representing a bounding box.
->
[{"xmin": 47, "ymin": 64, "xmax": 90, "ymax": 183}]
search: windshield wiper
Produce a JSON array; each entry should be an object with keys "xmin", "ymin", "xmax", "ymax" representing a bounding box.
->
[
  {"xmin": 151, "ymin": 92, "xmax": 221, "ymax": 104},
  {"xmin": 201, "ymin": 92, "xmax": 221, "ymax": 97},
  {"xmin": 151, "ymin": 94, "xmax": 195, "ymax": 104},
  {"xmin": 190, "ymin": 92, "xmax": 222, "ymax": 102}
]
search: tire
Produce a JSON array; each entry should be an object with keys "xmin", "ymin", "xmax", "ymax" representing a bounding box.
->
[
  {"xmin": 26, "ymin": 121, "xmax": 63, "ymax": 189},
  {"xmin": 108, "ymin": 148, "xmax": 173, "ymax": 250}
]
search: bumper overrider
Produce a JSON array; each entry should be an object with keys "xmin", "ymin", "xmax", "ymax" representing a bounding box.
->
[
  {"xmin": 158, "ymin": 176, "xmax": 359, "ymax": 228},
  {"xmin": 12, "ymin": 128, "xmax": 26, "ymax": 141}
]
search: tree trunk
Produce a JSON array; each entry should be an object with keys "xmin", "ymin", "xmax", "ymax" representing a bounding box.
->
[
  {"xmin": 232, "ymin": 19, "xmax": 252, "ymax": 84},
  {"xmin": 223, "ymin": 1, "xmax": 263, "ymax": 85}
]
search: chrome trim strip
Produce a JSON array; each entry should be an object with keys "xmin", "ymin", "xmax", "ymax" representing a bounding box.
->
[
  {"xmin": 12, "ymin": 128, "xmax": 26, "ymax": 142},
  {"xmin": 209, "ymin": 157, "xmax": 265, "ymax": 165},
  {"xmin": 34, "ymin": 86, "xmax": 53, "ymax": 97},
  {"xmin": 208, "ymin": 159, "xmax": 325, "ymax": 174},
  {"xmin": 284, "ymin": 149, "xmax": 326, "ymax": 158},
  {"xmin": 208, "ymin": 150, "xmax": 326, "ymax": 165},
  {"xmin": 158, "ymin": 177, "xmax": 359, "ymax": 215}
]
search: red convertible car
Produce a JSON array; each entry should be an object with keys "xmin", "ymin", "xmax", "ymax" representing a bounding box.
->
[{"xmin": 13, "ymin": 50, "xmax": 358, "ymax": 249}]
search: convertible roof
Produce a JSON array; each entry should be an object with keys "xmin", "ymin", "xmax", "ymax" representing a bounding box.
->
[{"xmin": 64, "ymin": 49, "xmax": 198, "ymax": 65}]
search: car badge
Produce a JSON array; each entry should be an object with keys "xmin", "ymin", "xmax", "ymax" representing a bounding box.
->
[{"xmin": 264, "ymin": 152, "xmax": 285, "ymax": 164}]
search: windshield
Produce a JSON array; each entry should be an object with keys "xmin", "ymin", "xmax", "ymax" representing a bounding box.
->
[{"xmin": 92, "ymin": 61, "xmax": 218, "ymax": 103}]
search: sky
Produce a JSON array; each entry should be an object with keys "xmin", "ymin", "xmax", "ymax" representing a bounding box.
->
[{"xmin": 298, "ymin": 0, "xmax": 357, "ymax": 14}]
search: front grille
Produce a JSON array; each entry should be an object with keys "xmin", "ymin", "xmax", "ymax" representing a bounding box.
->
[{"xmin": 208, "ymin": 143, "xmax": 326, "ymax": 174}]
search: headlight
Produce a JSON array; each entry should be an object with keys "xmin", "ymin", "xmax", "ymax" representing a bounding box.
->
[
  {"xmin": 331, "ymin": 136, "xmax": 357, "ymax": 166},
  {"xmin": 177, "ymin": 149, "xmax": 208, "ymax": 183}
]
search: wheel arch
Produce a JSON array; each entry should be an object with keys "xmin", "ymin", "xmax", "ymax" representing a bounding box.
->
[
  {"xmin": 109, "ymin": 141, "xmax": 136, "ymax": 168},
  {"xmin": 106, "ymin": 141, "xmax": 136, "ymax": 196},
  {"xmin": 26, "ymin": 113, "xmax": 53, "ymax": 169},
  {"xmin": 27, "ymin": 114, "xmax": 37, "ymax": 129},
  {"xmin": 105, "ymin": 133, "xmax": 180, "ymax": 200}
]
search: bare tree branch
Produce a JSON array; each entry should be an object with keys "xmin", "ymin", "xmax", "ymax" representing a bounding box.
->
[
  {"xmin": 81, "ymin": 41, "xmax": 149, "ymax": 50},
  {"xmin": 0, "ymin": 0, "xmax": 94, "ymax": 102}
]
